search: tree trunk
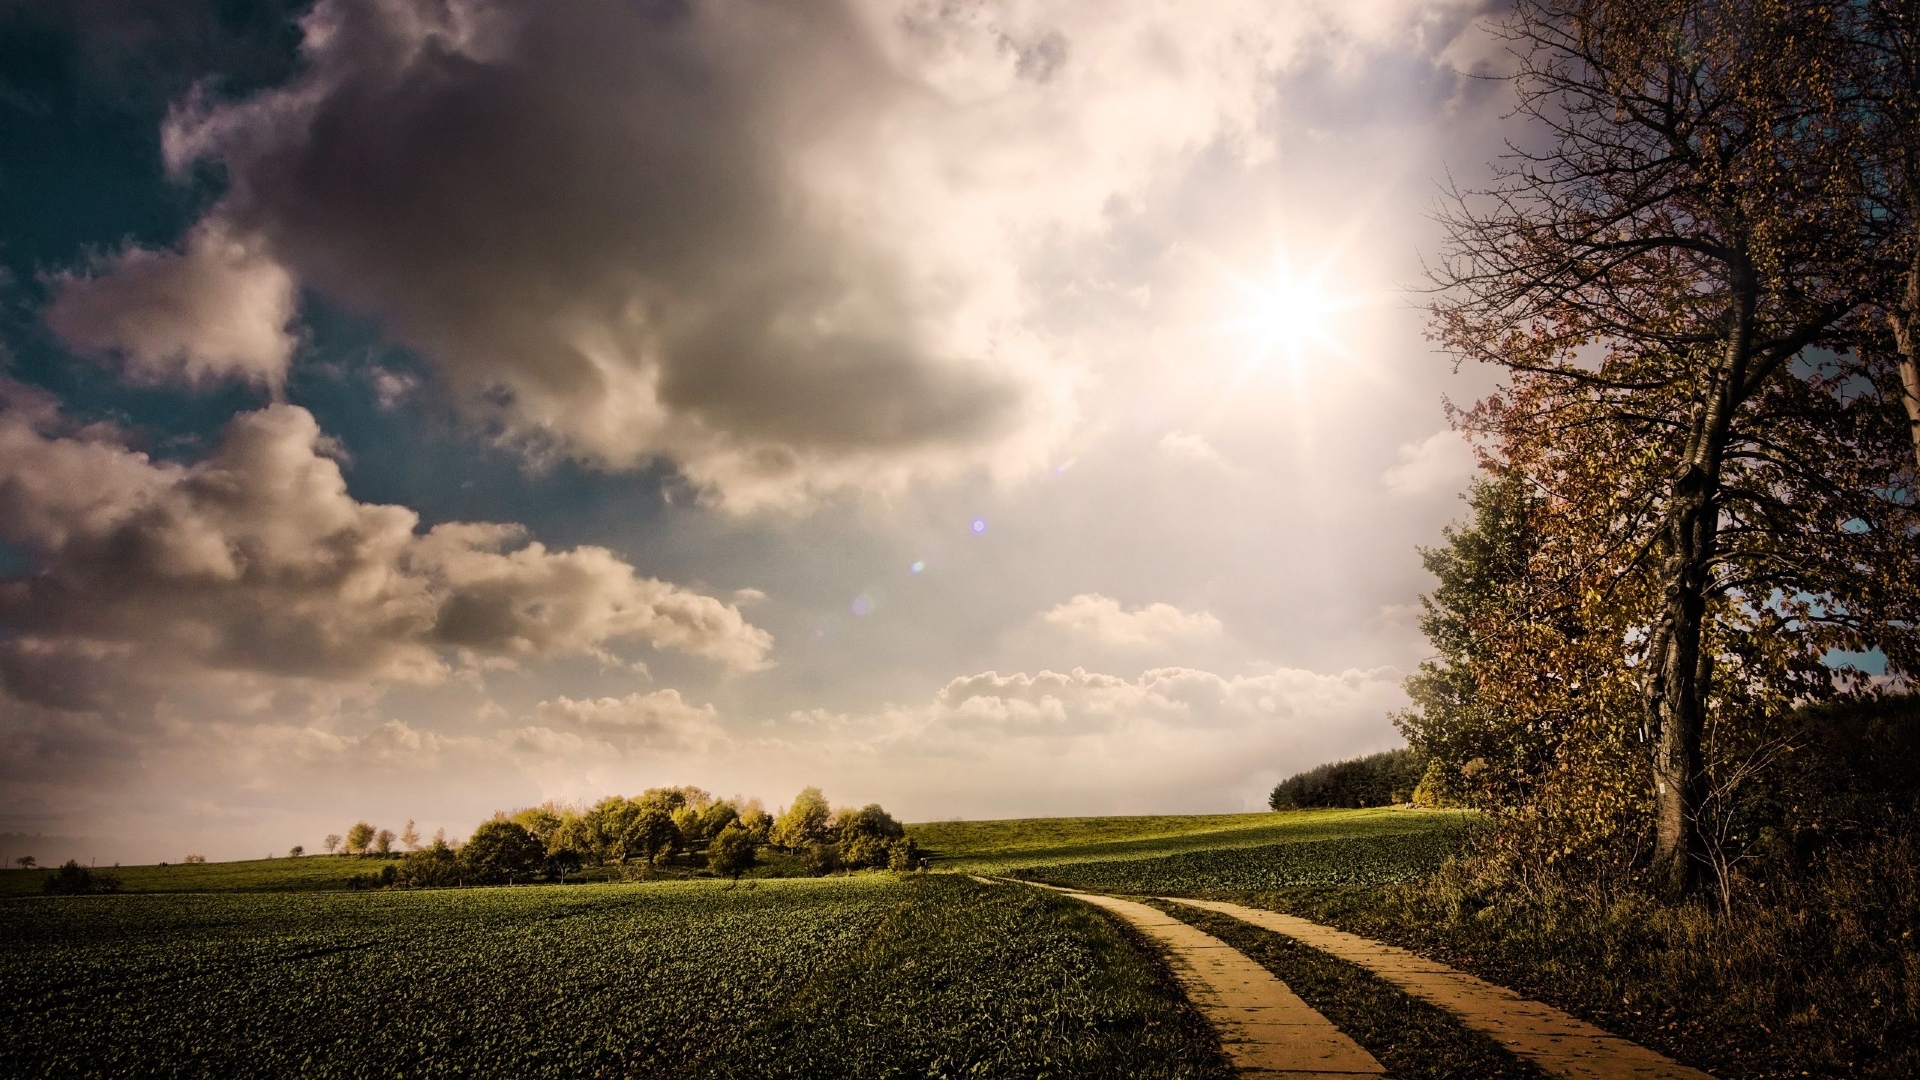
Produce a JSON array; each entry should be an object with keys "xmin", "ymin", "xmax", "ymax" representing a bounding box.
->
[
  {"xmin": 1645, "ymin": 463, "xmax": 1717, "ymax": 898},
  {"xmin": 1644, "ymin": 290, "xmax": 1752, "ymax": 899},
  {"xmin": 1890, "ymin": 235, "xmax": 1920, "ymax": 475}
]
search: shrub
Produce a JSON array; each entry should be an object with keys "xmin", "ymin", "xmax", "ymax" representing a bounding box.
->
[
  {"xmin": 42, "ymin": 860, "xmax": 121, "ymax": 895},
  {"xmin": 396, "ymin": 839, "xmax": 462, "ymax": 888}
]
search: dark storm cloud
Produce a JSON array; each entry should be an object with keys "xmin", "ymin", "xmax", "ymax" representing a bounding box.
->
[{"xmin": 131, "ymin": 0, "xmax": 1036, "ymax": 505}]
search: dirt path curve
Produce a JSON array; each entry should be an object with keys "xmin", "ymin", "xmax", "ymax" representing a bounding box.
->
[
  {"xmin": 1165, "ymin": 898, "xmax": 1715, "ymax": 1080},
  {"xmin": 1047, "ymin": 885, "xmax": 1385, "ymax": 1077}
]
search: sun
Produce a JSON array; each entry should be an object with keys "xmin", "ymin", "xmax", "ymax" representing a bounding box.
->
[{"xmin": 1214, "ymin": 249, "xmax": 1356, "ymax": 373}]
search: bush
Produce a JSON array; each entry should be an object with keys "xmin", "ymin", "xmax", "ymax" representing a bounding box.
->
[
  {"xmin": 396, "ymin": 839, "xmax": 462, "ymax": 888},
  {"xmin": 42, "ymin": 860, "xmax": 121, "ymax": 895}
]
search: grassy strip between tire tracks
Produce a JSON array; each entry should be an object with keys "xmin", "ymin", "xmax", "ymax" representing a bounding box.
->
[{"xmin": 1143, "ymin": 899, "xmax": 1549, "ymax": 1080}]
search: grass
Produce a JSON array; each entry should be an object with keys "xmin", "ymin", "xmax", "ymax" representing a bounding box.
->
[
  {"xmin": 1217, "ymin": 827, "xmax": 1920, "ymax": 1080},
  {"xmin": 1145, "ymin": 899, "xmax": 1547, "ymax": 1080},
  {"xmin": 0, "ymin": 853, "xmax": 400, "ymax": 895},
  {"xmin": 2, "ymin": 873, "xmax": 1231, "ymax": 1079},
  {"xmin": 915, "ymin": 806, "xmax": 1465, "ymax": 874}
]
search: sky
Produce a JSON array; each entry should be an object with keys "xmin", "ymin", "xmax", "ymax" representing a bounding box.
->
[{"xmin": 0, "ymin": 0, "xmax": 1518, "ymax": 863}]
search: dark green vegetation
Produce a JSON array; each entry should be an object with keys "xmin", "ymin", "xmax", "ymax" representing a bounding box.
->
[
  {"xmin": 1147, "ymin": 900, "xmax": 1547, "ymax": 1080},
  {"xmin": 1225, "ymin": 830, "xmax": 1919, "ymax": 1080},
  {"xmin": 1, "ymin": 875, "xmax": 1230, "ymax": 1080},
  {"xmin": 916, "ymin": 806, "xmax": 1452, "ymax": 875},
  {"xmin": 1267, "ymin": 748, "xmax": 1428, "ymax": 810},
  {"xmin": 1014, "ymin": 827, "xmax": 1467, "ymax": 893}
]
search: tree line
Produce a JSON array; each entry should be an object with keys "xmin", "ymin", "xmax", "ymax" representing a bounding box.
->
[
  {"xmin": 320, "ymin": 786, "xmax": 919, "ymax": 889},
  {"xmin": 1405, "ymin": 0, "xmax": 1920, "ymax": 900},
  {"xmin": 1267, "ymin": 749, "xmax": 1430, "ymax": 810}
]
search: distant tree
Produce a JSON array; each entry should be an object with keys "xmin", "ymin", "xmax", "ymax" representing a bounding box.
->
[
  {"xmin": 396, "ymin": 838, "xmax": 462, "ymax": 888},
  {"xmin": 323, "ymin": 834, "xmax": 342, "ymax": 855},
  {"xmin": 182, "ymin": 854, "xmax": 207, "ymax": 864},
  {"xmin": 43, "ymin": 860, "xmax": 120, "ymax": 895},
  {"xmin": 460, "ymin": 821, "xmax": 543, "ymax": 884},
  {"xmin": 543, "ymin": 847, "xmax": 583, "ymax": 883},
  {"xmin": 706, "ymin": 821, "xmax": 757, "ymax": 882},
  {"xmin": 803, "ymin": 841, "xmax": 842, "ymax": 877},
  {"xmin": 621, "ymin": 807, "xmax": 682, "ymax": 866},
  {"xmin": 837, "ymin": 804, "xmax": 907, "ymax": 870},
  {"xmin": 1268, "ymin": 750, "xmax": 1428, "ymax": 811},
  {"xmin": 288, "ymin": 845, "xmax": 305, "ymax": 858},
  {"xmin": 374, "ymin": 828, "xmax": 396, "ymax": 856},
  {"xmin": 548, "ymin": 813, "xmax": 594, "ymax": 864},
  {"xmin": 771, "ymin": 787, "xmax": 832, "ymax": 851},
  {"xmin": 14, "ymin": 855, "xmax": 35, "ymax": 869},
  {"xmin": 344, "ymin": 821, "xmax": 375, "ymax": 856},
  {"xmin": 399, "ymin": 820, "xmax": 421, "ymax": 852},
  {"xmin": 738, "ymin": 807, "xmax": 773, "ymax": 845},
  {"xmin": 510, "ymin": 804, "xmax": 564, "ymax": 847},
  {"xmin": 583, "ymin": 796, "xmax": 642, "ymax": 864}
]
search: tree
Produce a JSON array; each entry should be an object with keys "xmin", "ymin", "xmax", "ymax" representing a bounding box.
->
[
  {"xmin": 738, "ymin": 805, "xmax": 773, "ymax": 845},
  {"xmin": 706, "ymin": 821, "xmax": 757, "ymax": 881},
  {"xmin": 323, "ymin": 834, "xmax": 342, "ymax": 856},
  {"xmin": 620, "ymin": 807, "xmax": 681, "ymax": 866},
  {"xmin": 836, "ymin": 803, "xmax": 907, "ymax": 869},
  {"xmin": 1431, "ymin": 0, "xmax": 1920, "ymax": 894},
  {"xmin": 399, "ymin": 820, "xmax": 421, "ymax": 852},
  {"xmin": 396, "ymin": 838, "xmax": 462, "ymax": 888},
  {"xmin": 14, "ymin": 855, "xmax": 35, "ymax": 869},
  {"xmin": 344, "ymin": 821, "xmax": 375, "ymax": 856},
  {"xmin": 374, "ymin": 828, "xmax": 395, "ymax": 857},
  {"xmin": 1852, "ymin": 0, "xmax": 1920, "ymax": 471},
  {"xmin": 288, "ymin": 845, "xmax": 304, "ymax": 858},
  {"xmin": 770, "ymin": 787, "xmax": 832, "ymax": 851},
  {"xmin": 460, "ymin": 820, "xmax": 543, "ymax": 884}
]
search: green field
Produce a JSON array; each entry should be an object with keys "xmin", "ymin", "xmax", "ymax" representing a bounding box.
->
[
  {"xmin": 1012, "ymin": 827, "xmax": 1468, "ymax": 893},
  {"xmin": 0, "ymin": 853, "xmax": 391, "ymax": 896},
  {"xmin": 915, "ymin": 806, "xmax": 1469, "ymax": 875},
  {"xmin": 2, "ymin": 874, "xmax": 1231, "ymax": 1079}
]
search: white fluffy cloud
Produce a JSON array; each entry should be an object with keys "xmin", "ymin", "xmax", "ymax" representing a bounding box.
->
[
  {"xmin": 1382, "ymin": 428, "xmax": 1476, "ymax": 496},
  {"xmin": 0, "ymin": 382, "xmax": 773, "ymax": 718},
  {"xmin": 1040, "ymin": 593, "xmax": 1223, "ymax": 648},
  {"xmin": 530, "ymin": 689, "xmax": 722, "ymax": 750},
  {"xmin": 45, "ymin": 219, "xmax": 297, "ymax": 387}
]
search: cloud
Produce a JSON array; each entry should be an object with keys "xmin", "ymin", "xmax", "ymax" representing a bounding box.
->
[
  {"xmin": 45, "ymin": 219, "xmax": 297, "ymax": 387},
  {"xmin": 45, "ymin": 0, "xmax": 1451, "ymax": 509},
  {"xmin": 1157, "ymin": 430, "xmax": 1230, "ymax": 468},
  {"xmin": 0, "ymin": 382, "xmax": 773, "ymax": 718},
  {"xmin": 744, "ymin": 662, "xmax": 1410, "ymax": 816},
  {"xmin": 1382, "ymin": 428, "xmax": 1476, "ymax": 496},
  {"xmin": 1040, "ymin": 593, "xmax": 1223, "ymax": 648},
  {"xmin": 530, "ymin": 689, "xmax": 722, "ymax": 750}
]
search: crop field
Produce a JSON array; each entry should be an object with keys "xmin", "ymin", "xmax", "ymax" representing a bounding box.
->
[
  {"xmin": 2, "ymin": 874, "xmax": 1230, "ymax": 1080},
  {"xmin": 1011, "ymin": 827, "xmax": 1468, "ymax": 894},
  {"xmin": 919, "ymin": 806, "xmax": 1470, "ymax": 875}
]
